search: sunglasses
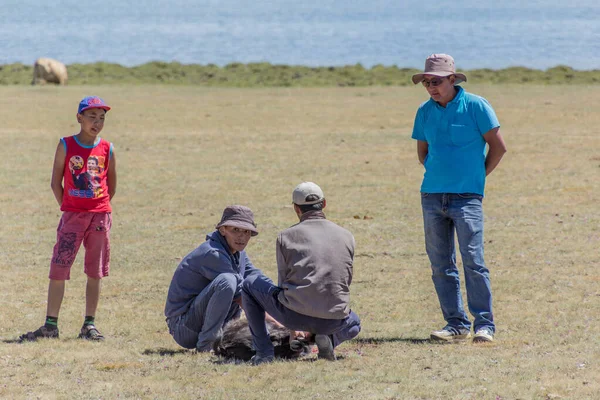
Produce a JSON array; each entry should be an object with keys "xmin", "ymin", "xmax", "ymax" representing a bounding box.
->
[{"xmin": 421, "ymin": 76, "xmax": 450, "ymax": 88}]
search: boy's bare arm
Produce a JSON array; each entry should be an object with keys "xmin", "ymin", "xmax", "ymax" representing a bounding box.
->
[
  {"xmin": 107, "ymin": 150, "xmax": 117, "ymax": 200},
  {"xmin": 50, "ymin": 142, "xmax": 66, "ymax": 206}
]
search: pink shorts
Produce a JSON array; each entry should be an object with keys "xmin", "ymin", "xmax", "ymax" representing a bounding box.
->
[{"xmin": 49, "ymin": 211, "xmax": 112, "ymax": 280}]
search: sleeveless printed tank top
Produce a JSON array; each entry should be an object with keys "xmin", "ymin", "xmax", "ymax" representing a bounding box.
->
[{"xmin": 61, "ymin": 135, "xmax": 113, "ymax": 213}]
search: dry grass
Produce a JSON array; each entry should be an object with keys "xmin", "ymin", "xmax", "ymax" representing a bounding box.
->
[{"xmin": 0, "ymin": 85, "xmax": 599, "ymax": 400}]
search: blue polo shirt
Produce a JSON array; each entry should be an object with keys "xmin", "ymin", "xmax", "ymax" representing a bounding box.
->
[{"xmin": 411, "ymin": 86, "xmax": 500, "ymax": 196}]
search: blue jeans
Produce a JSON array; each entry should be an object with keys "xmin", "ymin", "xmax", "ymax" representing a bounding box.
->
[
  {"xmin": 421, "ymin": 193, "xmax": 495, "ymax": 333},
  {"xmin": 242, "ymin": 274, "xmax": 361, "ymax": 358},
  {"xmin": 166, "ymin": 273, "xmax": 241, "ymax": 351}
]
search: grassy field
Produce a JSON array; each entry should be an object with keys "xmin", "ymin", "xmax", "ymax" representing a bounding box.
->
[
  {"xmin": 0, "ymin": 84, "xmax": 599, "ymax": 400},
  {"xmin": 2, "ymin": 62, "xmax": 600, "ymax": 86}
]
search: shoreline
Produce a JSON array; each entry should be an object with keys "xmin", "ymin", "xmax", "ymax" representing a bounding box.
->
[{"xmin": 2, "ymin": 61, "xmax": 599, "ymax": 86}]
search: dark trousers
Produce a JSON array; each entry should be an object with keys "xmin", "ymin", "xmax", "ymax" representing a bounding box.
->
[{"xmin": 242, "ymin": 274, "xmax": 361, "ymax": 357}]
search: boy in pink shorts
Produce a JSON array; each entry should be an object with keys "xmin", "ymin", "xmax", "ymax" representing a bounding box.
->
[{"xmin": 20, "ymin": 96, "xmax": 117, "ymax": 342}]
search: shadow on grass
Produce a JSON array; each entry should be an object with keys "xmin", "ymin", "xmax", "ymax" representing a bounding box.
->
[
  {"xmin": 2, "ymin": 337, "xmax": 83, "ymax": 344},
  {"xmin": 142, "ymin": 347, "xmax": 191, "ymax": 356},
  {"xmin": 353, "ymin": 337, "xmax": 430, "ymax": 345},
  {"xmin": 4, "ymin": 337, "xmax": 143, "ymax": 344},
  {"xmin": 354, "ymin": 337, "xmax": 481, "ymax": 346},
  {"xmin": 211, "ymin": 354, "xmax": 345, "ymax": 365},
  {"xmin": 2, "ymin": 338, "xmax": 22, "ymax": 344},
  {"xmin": 211, "ymin": 357, "xmax": 249, "ymax": 365},
  {"xmin": 2, "ymin": 337, "xmax": 92, "ymax": 344}
]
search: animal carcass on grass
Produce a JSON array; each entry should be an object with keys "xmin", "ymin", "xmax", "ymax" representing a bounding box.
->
[{"xmin": 213, "ymin": 318, "xmax": 314, "ymax": 361}]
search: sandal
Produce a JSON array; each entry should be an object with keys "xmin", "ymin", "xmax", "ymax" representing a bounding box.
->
[
  {"xmin": 18, "ymin": 326, "xmax": 59, "ymax": 342},
  {"xmin": 78, "ymin": 325, "xmax": 105, "ymax": 341}
]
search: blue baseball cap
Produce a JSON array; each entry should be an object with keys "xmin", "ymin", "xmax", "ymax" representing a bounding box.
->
[{"xmin": 78, "ymin": 96, "xmax": 111, "ymax": 114}]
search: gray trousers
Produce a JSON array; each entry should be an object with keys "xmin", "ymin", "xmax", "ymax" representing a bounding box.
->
[{"xmin": 167, "ymin": 273, "xmax": 241, "ymax": 351}]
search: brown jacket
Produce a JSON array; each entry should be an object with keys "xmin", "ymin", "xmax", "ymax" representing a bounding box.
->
[{"xmin": 276, "ymin": 215, "xmax": 355, "ymax": 319}]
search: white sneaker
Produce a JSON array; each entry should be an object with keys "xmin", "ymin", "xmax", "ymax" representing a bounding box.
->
[
  {"xmin": 473, "ymin": 328, "xmax": 494, "ymax": 343},
  {"xmin": 430, "ymin": 327, "xmax": 471, "ymax": 342}
]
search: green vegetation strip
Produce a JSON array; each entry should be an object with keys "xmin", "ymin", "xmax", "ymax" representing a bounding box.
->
[{"xmin": 2, "ymin": 61, "xmax": 600, "ymax": 86}]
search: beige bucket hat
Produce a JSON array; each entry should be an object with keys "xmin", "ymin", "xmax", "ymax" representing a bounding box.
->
[
  {"xmin": 215, "ymin": 205, "xmax": 259, "ymax": 236},
  {"xmin": 411, "ymin": 54, "xmax": 467, "ymax": 85}
]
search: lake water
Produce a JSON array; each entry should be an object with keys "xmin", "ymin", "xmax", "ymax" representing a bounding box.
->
[{"xmin": 1, "ymin": 0, "xmax": 599, "ymax": 70}]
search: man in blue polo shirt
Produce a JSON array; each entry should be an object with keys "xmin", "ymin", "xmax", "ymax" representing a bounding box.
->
[{"xmin": 411, "ymin": 54, "xmax": 507, "ymax": 343}]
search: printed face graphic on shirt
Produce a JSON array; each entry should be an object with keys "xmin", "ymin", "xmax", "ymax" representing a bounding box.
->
[
  {"xmin": 87, "ymin": 156, "xmax": 103, "ymax": 175},
  {"xmin": 69, "ymin": 155, "xmax": 84, "ymax": 171}
]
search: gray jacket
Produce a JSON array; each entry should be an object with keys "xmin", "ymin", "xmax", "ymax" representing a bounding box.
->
[{"xmin": 276, "ymin": 214, "xmax": 355, "ymax": 319}]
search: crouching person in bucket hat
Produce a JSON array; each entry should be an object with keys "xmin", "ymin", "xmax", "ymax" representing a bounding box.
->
[
  {"xmin": 242, "ymin": 182, "xmax": 361, "ymax": 365},
  {"xmin": 165, "ymin": 205, "xmax": 277, "ymax": 352},
  {"xmin": 411, "ymin": 54, "xmax": 507, "ymax": 343}
]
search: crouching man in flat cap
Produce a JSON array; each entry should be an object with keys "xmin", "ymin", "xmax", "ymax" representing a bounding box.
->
[
  {"xmin": 165, "ymin": 205, "xmax": 275, "ymax": 352},
  {"xmin": 242, "ymin": 182, "xmax": 361, "ymax": 365}
]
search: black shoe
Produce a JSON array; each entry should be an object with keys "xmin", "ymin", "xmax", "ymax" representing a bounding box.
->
[
  {"xmin": 251, "ymin": 354, "xmax": 274, "ymax": 365},
  {"xmin": 315, "ymin": 334, "xmax": 336, "ymax": 361},
  {"xmin": 78, "ymin": 325, "xmax": 105, "ymax": 341},
  {"xmin": 18, "ymin": 326, "xmax": 59, "ymax": 342}
]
